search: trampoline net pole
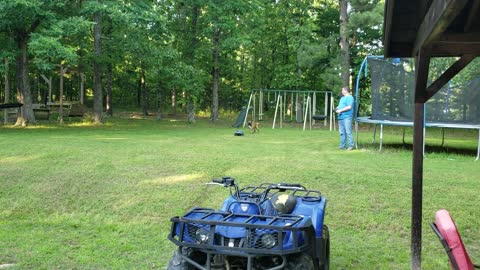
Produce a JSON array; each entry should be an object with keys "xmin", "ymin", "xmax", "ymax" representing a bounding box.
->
[
  {"xmin": 477, "ymin": 129, "xmax": 480, "ymax": 161},
  {"xmin": 380, "ymin": 124, "xmax": 383, "ymax": 151}
]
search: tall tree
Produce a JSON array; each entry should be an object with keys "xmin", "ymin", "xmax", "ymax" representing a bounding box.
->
[
  {"xmin": 339, "ymin": 0, "xmax": 350, "ymax": 89},
  {"xmin": 93, "ymin": 3, "xmax": 103, "ymax": 123}
]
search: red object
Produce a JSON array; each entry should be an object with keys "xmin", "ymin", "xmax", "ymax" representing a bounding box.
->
[{"xmin": 435, "ymin": 209, "xmax": 474, "ymax": 270}]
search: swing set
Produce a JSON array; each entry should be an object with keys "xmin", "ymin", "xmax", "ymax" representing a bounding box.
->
[{"xmin": 242, "ymin": 89, "xmax": 335, "ymax": 131}]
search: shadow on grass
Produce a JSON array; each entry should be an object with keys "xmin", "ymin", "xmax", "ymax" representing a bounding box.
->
[{"xmin": 363, "ymin": 142, "xmax": 478, "ymax": 157}]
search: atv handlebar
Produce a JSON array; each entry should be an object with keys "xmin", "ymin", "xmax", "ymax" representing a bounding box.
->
[
  {"xmin": 212, "ymin": 177, "xmax": 235, "ymax": 187},
  {"xmin": 212, "ymin": 178, "xmax": 224, "ymax": 184}
]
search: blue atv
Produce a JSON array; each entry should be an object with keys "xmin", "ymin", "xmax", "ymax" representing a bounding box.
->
[{"xmin": 167, "ymin": 177, "xmax": 329, "ymax": 270}]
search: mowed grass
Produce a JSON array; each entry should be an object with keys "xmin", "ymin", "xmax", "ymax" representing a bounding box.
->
[{"xmin": 0, "ymin": 116, "xmax": 479, "ymax": 269}]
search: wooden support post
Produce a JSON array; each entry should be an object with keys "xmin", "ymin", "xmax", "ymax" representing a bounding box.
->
[
  {"xmin": 426, "ymin": 54, "xmax": 476, "ymax": 100},
  {"xmin": 243, "ymin": 92, "xmax": 253, "ymax": 128},
  {"xmin": 324, "ymin": 92, "xmax": 328, "ymax": 126},
  {"xmin": 303, "ymin": 95, "xmax": 310, "ymax": 131},
  {"xmin": 411, "ymin": 48, "xmax": 431, "ymax": 270},
  {"xmin": 259, "ymin": 91, "xmax": 263, "ymax": 121},
  {"xmin": 252, "ymin": 93, "xmax": 256, "ymax": 123},
  {"xmin": 272, "ymin": 94, "xmax": 281, "ymax": 129}
]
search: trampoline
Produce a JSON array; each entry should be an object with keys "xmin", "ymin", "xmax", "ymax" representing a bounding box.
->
[{"xmin": 354, "ymin": 56, "xmax": 480, "ymax": 160}]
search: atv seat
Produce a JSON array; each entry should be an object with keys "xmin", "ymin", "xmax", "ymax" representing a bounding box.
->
[{"xmin": 431, "ymin": 209, "xmax": 480, "ymax": 270}]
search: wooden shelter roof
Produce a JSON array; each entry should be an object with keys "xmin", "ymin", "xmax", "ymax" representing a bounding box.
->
[{"xmin": 384, "ymin": 0, "xmax": 480, "ymax": 57}]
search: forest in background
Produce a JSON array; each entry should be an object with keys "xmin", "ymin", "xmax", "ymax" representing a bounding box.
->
[{"xmin": 0, "ymin": 0, "xmax": 385, "ymax": 125}]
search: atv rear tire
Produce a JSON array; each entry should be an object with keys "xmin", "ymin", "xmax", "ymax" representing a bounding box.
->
[
  {"xmin": 167, "ymin": 247, "xmax": 203, "ymax": 270},
  {"xmin": 284, "ymin": 253, "xmax": 314, "ymax": 270}
]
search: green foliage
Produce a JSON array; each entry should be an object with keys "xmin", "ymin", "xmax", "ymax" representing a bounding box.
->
[{"xmin": 0, "ymin": 0, "xmax": 390, "ymax": 115}]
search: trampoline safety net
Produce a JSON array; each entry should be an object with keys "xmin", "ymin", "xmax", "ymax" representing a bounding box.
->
[{"xmin": 368, "ymin": 58, "xmax": 480, "ymax": 124}]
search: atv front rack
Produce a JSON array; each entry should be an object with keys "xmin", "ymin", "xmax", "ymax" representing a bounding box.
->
[{"xmin": 168, "ymin": 208, "xmax": 317, "ymax": 257}]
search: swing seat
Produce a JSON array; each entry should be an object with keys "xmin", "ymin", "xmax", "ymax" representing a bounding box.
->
[{"xmin": 312, "ymin": 114, "xmax": 327, "ymax": 121}]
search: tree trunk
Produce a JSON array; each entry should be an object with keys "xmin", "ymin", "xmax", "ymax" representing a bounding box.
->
[
  {"xmin": 186, "ymin": 4, "xmax": 199, "ymax": 124},
  {"xmin": 106, "ymin": 63, "xmax": 113, "ymax": 116},
  {"xmin": 211, "ymin": 28, "xmax": 220, "ymax": 121},
  {"xmin": 59, "ymin": 64, "xmax": 66, "ymax": 124},
  {"xmin": 93, "ymin": 8, "xmax": 103, "ymax": 123},
  {"xmin": 40, "ymin": 74, "xmax": 52, "ymax": 104},
  {"xmin": 156, "ymin": 80, "xmax": 162, "ymax": 121},
  {"xmin": 171, "ymin": 88, "xmax": 177, "ymax": 116},
  {"xmin": 3, "ymin": 58, "xmax": 9, "ymax": 125},
  {"xmin": 80, "ymin": 73, "xmax": 85, "ymax": 104},
  {"xmin": 140, "ymin": 69, "xmax": 148, "ymax": 116},
  {"xmin": 14, "ymin": 35, "xmax": 36, "ymax": 126},
  {"xmin": 339, "ymin": 0, "xmax": 350, "ymax": 89}
]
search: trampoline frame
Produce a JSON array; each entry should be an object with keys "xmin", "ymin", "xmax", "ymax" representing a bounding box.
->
[
  {"xmin": 355, "ymin": 117, "xmax": 480, "ymax": 161},
  {"xmin": 354, "ymin": 56, "xmax": 480, "ymax": 161}
]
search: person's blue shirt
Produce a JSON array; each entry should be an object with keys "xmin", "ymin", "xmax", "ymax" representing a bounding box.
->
[{"xmin": 337, "ymin": 95, "xmax": 354, "ymax": 120}]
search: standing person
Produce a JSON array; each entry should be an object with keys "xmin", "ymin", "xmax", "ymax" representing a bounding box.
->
[{"xmin": 336, "ymin": 86, "xmax": 355, "ymax": 150}]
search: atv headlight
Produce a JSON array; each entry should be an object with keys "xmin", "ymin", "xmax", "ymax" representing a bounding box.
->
[
  {"xmin": 261, "ymin": 233, "xmax": 277, "ymax": 249},
  {"xmin": 195, "ymin": 228, "xmax": 209, "ymax": 244}
]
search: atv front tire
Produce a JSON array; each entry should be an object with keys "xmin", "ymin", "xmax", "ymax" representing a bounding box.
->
[
  {"xmin": 319, "ymin": 225, "xmax": 330, "ymax": 270},
  {"xmin": 167, "ymin": 247, "xmax": 204, "ymax": 270},
  {"xmin": 284, "ymin": 253, "xmax": 314, "ymax": 270}
]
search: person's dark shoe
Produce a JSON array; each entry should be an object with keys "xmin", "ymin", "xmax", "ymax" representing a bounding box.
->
[{"xmin": 346, "ymin": 147, "xmax": 354, "ymax": 151}]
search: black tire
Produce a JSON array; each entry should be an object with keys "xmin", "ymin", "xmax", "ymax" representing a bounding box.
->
[
  {"xmin": 284, "ymin": 253, "xmax": 315, "ymax": 270},
  {"xmin": 167, "ymin": 247, "xmax": 204, "ymax": 270},
  {"xmin": 319, "ymin": 225, "xmax": 330, "ymax": 270}
]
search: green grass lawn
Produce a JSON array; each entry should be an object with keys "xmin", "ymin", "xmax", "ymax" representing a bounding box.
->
[{"xmin": 0, "ymin": 116, "xmax": 479, "ymax": 269}]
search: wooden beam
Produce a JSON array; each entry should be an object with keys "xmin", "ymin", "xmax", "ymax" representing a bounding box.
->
[
  {"xmin": 411, "ymin": 48, "xmax": 430, "ymax": 270},
  {"xmin": 425, "ymin": 54, "xmax": 476, "ymax": 100},
  {"xmin": 383, "ymin": 0, "xmax": 395, "ymax": 57},
  {"xmin": 431, "ymin": 41, "xmax": 480, "ymax": 56},
  {"xmin": 464, "ymin": 0, "xmax": 480, "ymax": 32},
  {"xmin": 412, "ymin": 0, "xmax": 468, "ymax": 56},
  {"xmin": 440, "ymin": 32, "xmax": 480, "ymax": 42}
]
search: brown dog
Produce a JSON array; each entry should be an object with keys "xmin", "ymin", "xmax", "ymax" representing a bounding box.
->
[{"xmin": 248, "ymin": 121, "xmax": 260, "ymax": 133}]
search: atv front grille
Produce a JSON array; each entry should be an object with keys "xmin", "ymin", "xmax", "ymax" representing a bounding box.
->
[{"xmin": 169, "ymin": 208, "xmax": 315, "ymax": 256}]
